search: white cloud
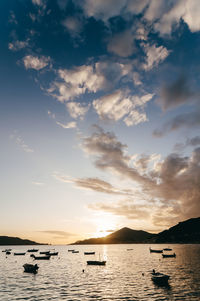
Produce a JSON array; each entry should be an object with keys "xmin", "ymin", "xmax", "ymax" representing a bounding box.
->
[
  {"xmin": 124, "ymin": 110, "xmax": 148, "ymax": 126},
  {"xmin": 93, "ymin": 91, "xmax": 153, "ymax": 125},
  {"xmin": 93, "ymin": 90, "xmax": 132, "ymax": 121},
  {"xmin": 143, "ymin": 43, "xmax": 169, "ymax": 70},
  {"xmin": 56, "ymin": 121, "xmax": 77, "ymax": 129},
  {"xmin": 23, "ymin": 55, "xmax": 50, "ymax": 70},
  {"xmin": 8, "ymin": 40, "xmax": 29, "ymax": 52},
  {"xmin": 66, "ymin": 102, "xmax": 89, "ymax": 119}
]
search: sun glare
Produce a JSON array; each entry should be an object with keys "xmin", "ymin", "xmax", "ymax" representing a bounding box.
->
[{"xmin": 93, "ymin": 215, "xmax": 117, "ymax": 238}]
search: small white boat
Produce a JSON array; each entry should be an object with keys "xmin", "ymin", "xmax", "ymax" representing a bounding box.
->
[{"xmin": 23, "ymin": 263, "xmax": 39, "ymax": 274}]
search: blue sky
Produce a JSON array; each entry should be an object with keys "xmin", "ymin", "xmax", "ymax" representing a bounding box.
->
[{"xmin": 1, "ymin": 0, "xmax": 200, "ymax": 244}]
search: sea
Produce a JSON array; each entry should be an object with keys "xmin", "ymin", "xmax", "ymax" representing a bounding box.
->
[{"xmin": 0, "ymin": 244, "xmax": 200, "ymax": 301}]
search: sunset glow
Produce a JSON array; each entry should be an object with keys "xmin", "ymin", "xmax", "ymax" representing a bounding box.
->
[{"xmin": 1, "ymin": 0, "xmax": 200, "ymax": 244}]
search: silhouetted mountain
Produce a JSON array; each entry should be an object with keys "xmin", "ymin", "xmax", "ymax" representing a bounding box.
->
[
  {"xmin": 73, "ymin": 227, "xmax": 155, "ymax": 244},
  {"xmin": 155, "ymin": 217, "xmax": 200, "ymax": 243},
  {"xmin": 0, "ymin": 236, "xmax": 43, "ymax": 245},
  {"xmin": 73, "ymin": 217, "xmax": 200, "ymax": 244}
]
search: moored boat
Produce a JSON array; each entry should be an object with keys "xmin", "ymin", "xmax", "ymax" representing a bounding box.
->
[
  {"xmin": 48, "ymin": 251, "xmax": 58, "ymax": 256},
  {"xmin": 72, "ymin": 250, "xmax": 79, "ymax": 253},
  {"xmin": 2, "ymin": 248, "xmax": 12, "ymax": 252},
  {"xmin": 27, "ymin": 249, "xmax": 39, "ymax": 252},
  {"xmin": 23, "ymin": 263, "xmax": 39, "ymax": 274},
  {"xmin": 32, "ymin": 254, "xmax": 51, "ymax": 260},
  {"xmin": 14, "ymin": 252, "xmax": 26, "ymax": 256},
  {"xmin": 151, "ymin": 270, "xmax": 170, "ymax": 285},
  {"xmin": 6, "ymin": 251, "xmax": 11, "ymax": 255},
  {"xmin": 162, "ymin": 253, "xmax": 176, "ymax": 258},
  {"xmin": 40, "ymin": 251, "xmax": 50, "ymax": 255},
  {"xmin": 163, "ymin": 248, "xmax": 172, "ymax": 251},
  {"xmin": 87, "ymin": 260, "xmax": 106, "ymax": 266},
  {"xmin": 84, "ymin": 252, "xmax": 95, "ymax": 255},
  {"xmin": 149, "ymin": 248, "xmax": 163, "ymax": 253}
]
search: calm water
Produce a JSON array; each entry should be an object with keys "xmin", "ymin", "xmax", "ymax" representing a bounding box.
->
[{"xmin": 0, "ymin": 244, "xmax": 200, "ymax": 300}]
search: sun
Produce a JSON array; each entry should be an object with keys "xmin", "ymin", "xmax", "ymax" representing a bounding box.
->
[{"xmin": 93, "ymin": 215, "xmax": 117, "ymax": 238}]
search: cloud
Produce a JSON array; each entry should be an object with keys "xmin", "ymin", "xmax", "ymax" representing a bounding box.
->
[
  {"xmin": 76, "ymin": 0, "xmax": 148, "ymax": 22},
  {"xmin": 38, "ymin": 230, "xmax": 75, "ymax": 237},
  {"xmin": 49, "ymin": 61, "xmax": 129, "ymax": 103},
  {"xmin": 88, "ymin": 199, "xmax": 151, "ymax": 220},
  {"xmin": 32, "ymin": 181, "xmax": 44, "ymax": 186},
  {"xmin": 54, "ymin": 173, "xmax": 135, "ymax": 196},
  {"xmin": 142, "ymin": 43, "xmax": 169, "ymax": 71},
  {"xmin": 107, "ymin": 30, "xmax": 135, "ymax": 57},
  {"xmin": 66, "ymin": 102, "xmax": 89, "ymax": 119},
  {"xmin": 81, "ymin": 126, "xmax": 200, "ymax": 226},
  {"xmin": 8, "ymin": 40, "xmax": 29, "ymax": 52},
  {"xmin": 159, "ymin": 75, "xmax": 193, "ymax": 111},
  {"xmin": 56, "ymin": 121, "xmax": 77, "ymax": 129},
  {"xmin": 93, "ymin": 90, "xmax": 153, "ymax": 125},
  {"xmin": 10, "ymin": 133, "xmax": 34, "ymax": 153},
  {"xmin": 153, "ymin": 109, "xmax": 200, "ymax": 137},
  {"xmin": 23, "ymin": 55, "xmax": 50, "ymax": 70},
  {"xmin": 62, "ymin": 16, "xmax": 83, "ymax": 38}
]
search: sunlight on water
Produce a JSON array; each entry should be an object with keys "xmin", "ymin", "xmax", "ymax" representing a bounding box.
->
[{"xmin": 0, "ymin": 244, "xmax": 200, "ymax": 300}]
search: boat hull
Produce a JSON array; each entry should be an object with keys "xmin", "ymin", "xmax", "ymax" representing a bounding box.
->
[{"xmin": 87, "ymin": 260, "xmax": 106, "ymax": 266}]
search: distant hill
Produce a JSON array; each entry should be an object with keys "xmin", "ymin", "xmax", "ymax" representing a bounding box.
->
[
  {"xmin": 0, "ymin": 236, "xmax": 42, "ymax": 245},
  {"xmin": 73, "ymin": 227, "xmax": 155, "ymax": 245},
  {"xmin": 73, "ymin": 217, "xmax": 200, "ymax": 244},
  {"xmin": 155, "ymin": 217, "xmax": 200, "ymax": 243}
]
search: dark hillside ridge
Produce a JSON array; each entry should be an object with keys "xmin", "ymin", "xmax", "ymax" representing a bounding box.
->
[
  {"xmin": 155, "ymin": 217, "xmax": 200, "ymax": 243},
  {"xmin": 73, "ymin": 217, "xmax": 200, "ymax": 244},
  {"xmin": 0, "ymin": 236, "xmax": 43, "ymax": 245}
]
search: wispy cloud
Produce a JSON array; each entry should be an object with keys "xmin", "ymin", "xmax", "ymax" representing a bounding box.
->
[
  {"xmin": 10, "ymin": 132, "xmax": 34, "ymax": 153},
  {"xmin": 56, "ymin": 121, "xmax": 77, "ymax": 129}
]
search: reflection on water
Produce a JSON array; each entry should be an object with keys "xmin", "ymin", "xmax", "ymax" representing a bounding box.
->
[{"xmin": 0, "ymin": 244, "xmax": 200, "ymax": 300}]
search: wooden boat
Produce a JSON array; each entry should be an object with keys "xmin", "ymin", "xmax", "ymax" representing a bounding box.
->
[
  {"xmin": 162, "ymin": 253, "xmax": 176, "ymax": 258},
  {"xmin": 87, "ymin": 260, "xmax": 106, "ymax": 266},
  {"xmin": 48, "ymin": 252, "xmax": 58, "ymax": 256},
  {"xmin": 84, "ymin": 252, "xmax": 95, "ymax": 255},
  {"xmin": 151, "ymin": 270, "xmax": 170, "ymax": 285},
  {"xmin": 72, "ymin": 250, "xmax": 79, "ymax": 253},
  {"xmin": 40, "ymin": 251, "xmax": 50, "ymax": 255},
  {"xmin": 149, "ymin": 247, "xmax": 163, "ymax": 253},
  {"xmin": 32, "ymin": 254, "xmax": 51, "ymax": 260},
  {"xmin": 23, "ymin": 263, "xmax": 39, "ymax": 274},
  {"xmin": 14, "ymin": 252, "xmax": 26, "ymax": 256},
  {"xmin": 27, "ymin": 249, "xmax": 39, "ymax": 252},
  {"xmin": 163, "ymin": 248, "xmax": 172, "ymax": 251},
  {"xmin": 68, "ymin": 249, "xmax": 75, "ymax": 252}
]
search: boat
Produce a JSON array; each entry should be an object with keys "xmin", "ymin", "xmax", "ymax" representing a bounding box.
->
[
  {"xmin": 68, "ymin": 249, "xmax": 75, "ymax": 252},
  {"xmin": 84, "ymin": 252, "xmax": 95, "ymax": 255},
  {"xmin": 40, "ymin": 251, "xmax": 50, "ymax": 255},
  {"xmin": 48, "ymin": 252, "xmax": 58, "ymax": 256},
  {"xmin": 149, "ymin": 247, "xmax": 163, "ymax": 253},
  {"xmin": 87, "ymin": 260, "xmax": 106, "ymax": 266},
  {"xmin": 27, "ymin": 249, "xmax": 39, "ymax": 252},
  {"xmin": 72, "ymin": 250, "xmax": 79, "ymax": 253},
  {"xmin": 23, "ymin": 263, "xmax": 39, "ymax": 274},
  {"xmin": 2, "ymin": 248, "xmax": 12, "ymax": 252},
  {"xmin": 163, "ymin": 248, "xmax": 172, "ymax": 251},
  {"xmin": 32, "ymin": 255, "xmax": 51, "ymax": 260},
  {"xmin": 14, "ymin": 252, "xmax": 26, "ymax": 255},
  {"xmin": 151, "ymin": 270, "xmax": 170, "ymax": 285},
  {"xmin": 127, "ymin": 249, "xmax": 133, "ymax": 251},
  {"xmin": 162, "ymin": 253, "xmax": 176, "ymax": 258}
]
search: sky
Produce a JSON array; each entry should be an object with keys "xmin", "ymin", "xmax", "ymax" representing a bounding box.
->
[{"xmin": 1, "ymin": 0, "xmax": 200, "ymax": 244}]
